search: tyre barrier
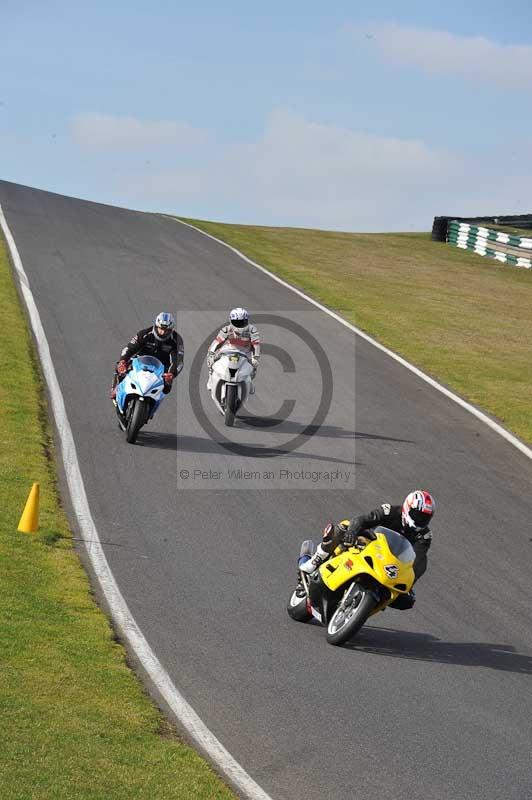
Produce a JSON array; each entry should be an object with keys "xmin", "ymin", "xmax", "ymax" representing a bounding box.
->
[{"xmin": 446, "ymin": 220, "xmax": 532, "ymax": 269}]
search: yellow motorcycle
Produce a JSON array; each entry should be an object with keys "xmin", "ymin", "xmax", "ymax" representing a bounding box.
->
[{"xmin": 287, "ymin": 524, "xmax": 416, "ymax": 646}]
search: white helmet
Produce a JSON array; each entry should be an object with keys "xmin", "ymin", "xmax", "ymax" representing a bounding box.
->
[
  {"xmin": 229, "ymin": 307, "xmax": 249, "ymax": 329},
  {"xmin": 401, "ymin": 490, "xmax": 435, "ymax": 532}
]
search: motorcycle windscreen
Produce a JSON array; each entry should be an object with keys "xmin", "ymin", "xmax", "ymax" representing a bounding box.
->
[
  {"xmin": 133, "ymin": 355, "xmax": 164, "ymax": 374},
  {"xmin": 374, "ymin": 526, "xmax": 415, "ymax": 563}
]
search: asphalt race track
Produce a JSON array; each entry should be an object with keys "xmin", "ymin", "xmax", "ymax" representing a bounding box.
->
[{"xmin": 2, "ymin": 179, "xmax": 531, "ymax": 800}]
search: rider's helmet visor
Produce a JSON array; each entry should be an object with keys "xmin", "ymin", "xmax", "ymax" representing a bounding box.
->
[{"xmin": 410, "ymin": 509, "xmax": 431, "ymax": 527}]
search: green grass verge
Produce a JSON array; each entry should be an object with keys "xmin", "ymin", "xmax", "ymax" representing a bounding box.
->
[
  {"xmin": 180, "ymin": 218, "xmax": 532, "ymax": 445},
  {"xmin": 0, "ymin": 235, "xmax": 235, "ymax": 799},
  {"xmin": 485, "ymin": 224, "xmax": 532, "ymax": 237}
]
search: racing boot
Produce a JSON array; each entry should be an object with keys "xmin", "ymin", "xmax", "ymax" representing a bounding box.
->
[{"xmin": 299, "ymin": 543, "xmax": 329, "ymax": 574}]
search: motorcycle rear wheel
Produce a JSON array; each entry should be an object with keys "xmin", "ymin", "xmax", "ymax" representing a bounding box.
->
[
  {"xmin": 224, "ymin": 384, "xmax": 237, "ymax": 427},
  {"xmin": 126, "ymin": 399, "xmax": 146, "ymax": 444},
  {"xmin": 326, "ymin": 585, "xmax": 376, "ymax": 646}
]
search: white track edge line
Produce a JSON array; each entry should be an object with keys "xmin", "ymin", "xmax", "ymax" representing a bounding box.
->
[
  {"xmin": 171, "ymin": 216, "xmax": 532, "ymax": 462},
  {"xmin": 0, "ymin": 204, "xmax": 274, "ymax": 800}
]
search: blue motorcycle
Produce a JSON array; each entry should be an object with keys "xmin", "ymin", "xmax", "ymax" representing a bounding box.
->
[{"xmin": 114, "ymin": 355, "xmax": 166, "ymax": 444}]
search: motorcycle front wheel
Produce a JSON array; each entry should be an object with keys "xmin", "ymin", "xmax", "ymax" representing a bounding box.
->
[
  {"xmin": 287, "ymin": 588, "xmax": 311, "ymax": 622},
  {"xmin": 326, "ymin": 585, "xmax": 376, "ymax": 646},
  {"xmin": 126, "ymin": 399, "xmax": 146, "ymax": 444},
  {"xmin": 224, "ymin": 384, "xmax": 238, "ymax": 427}
]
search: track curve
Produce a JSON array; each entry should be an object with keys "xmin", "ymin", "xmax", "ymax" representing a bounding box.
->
[{"xmin": 2, "ymin": 179, "xmax": 531, "ymax": 800}]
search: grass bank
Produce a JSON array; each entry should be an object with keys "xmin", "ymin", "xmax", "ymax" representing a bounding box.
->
[
  {"xmin": 180, "ymin": 218, "xmax": 532, "ymax": 445},
  {"xmin": 487, "ymin": 224, "xmax": 532, "ymax": 237},
  {"xmin": 0, "ymin": 235, "xmax": 235, "ymax": 799}
]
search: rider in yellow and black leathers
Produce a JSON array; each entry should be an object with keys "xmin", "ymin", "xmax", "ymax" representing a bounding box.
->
[{"xmin": 300, "ymin": 491, "xmax": 435, "ymax": 609}]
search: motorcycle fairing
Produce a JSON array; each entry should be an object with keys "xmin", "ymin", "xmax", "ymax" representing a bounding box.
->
[
  {"xmin": 116, "ymin": 355, "xmax": 165, "ymax": 416},
  {"xmin": 309, "ymin": 572, "xmax": 345, "ymax": 625},
  {"xmin": 210, "ymin": 349, "xmax": 253, "ymax": 415},
  {"xmin": 318, "ymin": 527, "xmax": 415, "ymax": 601}
]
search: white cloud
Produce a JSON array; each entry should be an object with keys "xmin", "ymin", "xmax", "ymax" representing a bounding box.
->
[
  {"xmin": 357, "ymin": 23, "xmax": 532, "ymax": 89},
  {"xmin": 119, "ymin": 109, "xmax": 461, "ymax": 231},
  {"xmin": 71, "ymin": 112, "xmax": 209, "ymax": 151},
  {"xmin": 223, "ymin": 110, "xmax": 458, "ymax": 229},
  {"xmin": 235, "ymin": 109, "xmax": 450, "ymax": 179}
]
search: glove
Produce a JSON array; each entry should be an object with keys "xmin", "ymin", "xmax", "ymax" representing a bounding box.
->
[
  {"xmin": 251, "ymin": 357, "xmax": 259, "ymax": 368},
  {"xmin": 322, "ymin": 521, "xmax": 336, "ymax": 543},
  {"xmin": 163, "ymin": 372, "xmax": 174, "ymax": 385},
  {"xmin": 117, "ymin": 359, "xmax": 128, "ymax": 376},
  {"xmin": 207, "ymin": 353, "xmax": 215, "ymax": 368},
  {"xmin": 330, "ymin": 520, "xmax": 354, "ymax": 546},
  {"xmin": 355, "ymin": 532, "xmax": 376, "ymax": 549},
  {"xmin": 342, "ymin": 529, "xmax": 356, "ymax": 546}
]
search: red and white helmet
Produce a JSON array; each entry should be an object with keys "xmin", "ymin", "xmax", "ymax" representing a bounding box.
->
[{"xmin": 402, "ymin": 490, "xmax": 435, "ymax": 532}]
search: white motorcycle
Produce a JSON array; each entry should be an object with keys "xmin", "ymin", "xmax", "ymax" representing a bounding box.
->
[{"xmin": 208, "ymin": 348, "xmax": 254, "ymax": 427}]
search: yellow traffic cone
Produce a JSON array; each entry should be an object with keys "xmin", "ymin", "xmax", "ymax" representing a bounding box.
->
[{"xmin": 18, "ymin": 482, "xmax": 40, "ymax": 533}]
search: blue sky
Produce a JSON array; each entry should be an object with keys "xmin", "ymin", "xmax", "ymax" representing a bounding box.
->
[{"xmin": 2, "ymin": 1, "xmax": 532, "ymax": 230}]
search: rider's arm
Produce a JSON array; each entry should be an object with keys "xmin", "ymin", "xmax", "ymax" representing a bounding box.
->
[
  {"xmin": 169, "ymin": 332, "xmax": 184, "ymax": 377},
  {"xmin": 412, "ymin": 538, "xmax": 430, "ymax": 581},
  {"xmin": 348, "ymin": 503, "xmax": 392, "ymax": 535},
  {"xmin": 120, "ymin": 329, "xmax": 145, "ymax": 362},
  {"xmin": 250, "ymin": 325, "xmax": 261, "ymax": 361},
  {"xmin": 208, "ymin": 326, "xmax": 229, "ymax": 357}
]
